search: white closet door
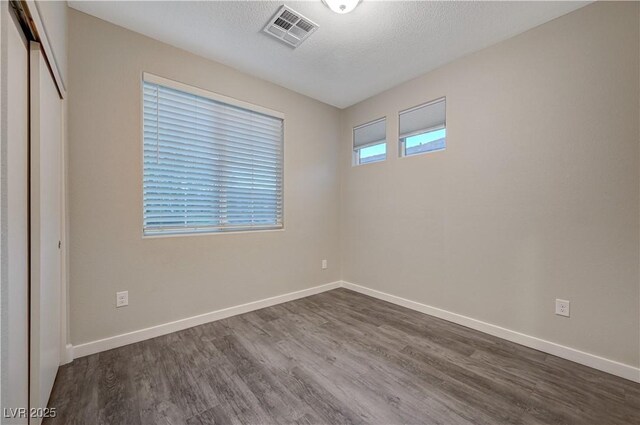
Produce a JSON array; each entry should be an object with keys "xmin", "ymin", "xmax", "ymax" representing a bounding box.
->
[
  {"xmin": 6, "ymin": 12, "xmax": 30, "ymax": 425},
  {"xmin": 29, "ymin": 41, "xmax": 62, "ymax": 422}
]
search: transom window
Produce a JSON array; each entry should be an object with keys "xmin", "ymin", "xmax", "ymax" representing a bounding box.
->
[
  {"xmin": 142, "ymin": 74, "xmax": 284, "ymax": 236},
  {"xmin": 399, "ymin": 97, "xmax": 446, "ymax": 157},
  {"xmin": 353, "ymin": 117, "xmax": 386, "ymax": 165}
]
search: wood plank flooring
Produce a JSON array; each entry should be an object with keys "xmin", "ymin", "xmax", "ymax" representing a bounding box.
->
[{"xmin": 45, "ymin": 289, "xmax": 640, "ymax": 424}]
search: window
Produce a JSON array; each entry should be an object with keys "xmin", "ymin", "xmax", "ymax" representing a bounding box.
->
[
  {"xmin": 142, "ymin": 74, "xmax": 283, "ymax": 236},
  {"xmin": 399, "ymin": 97, "xmax": 446, "ymax": 157},
  {"xmin": 353, "ymin": 117, "xmax": 386, "ymax": 165}
]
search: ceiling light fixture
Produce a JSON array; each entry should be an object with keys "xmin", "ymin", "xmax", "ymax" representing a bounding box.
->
[{"xmin": 323, "ymin": 0, "xmax": 361, "ymax": 14}]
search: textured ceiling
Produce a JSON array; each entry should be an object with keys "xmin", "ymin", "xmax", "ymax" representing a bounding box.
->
[{"xmin": 68, "ymin": 1, "xmax": 590, "ymax": 108}]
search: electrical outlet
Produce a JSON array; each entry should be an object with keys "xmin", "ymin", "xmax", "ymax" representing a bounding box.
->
[
  {"xmin": 116, "ymin": 291, "xmax": 128, "ymax": 308},
  {"xmin": 321, "ymin": 259, "xmax": 328, "ymax": 270},
  {"xmin": 555, "ymin": 299, "xmax": 570, "ymax": 317}
]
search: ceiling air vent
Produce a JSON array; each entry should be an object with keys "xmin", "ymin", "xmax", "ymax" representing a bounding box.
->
[{"xmin": 263, "ymin": 5, "xmax": 319, "ymax": 48}]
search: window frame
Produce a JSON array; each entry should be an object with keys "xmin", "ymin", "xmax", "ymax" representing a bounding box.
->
[
  {"xmin": 352, "ymin": 116, "xmax": 387, "ymax": 166},
  {"xmin": 140, "ymin": 72, "xmax": 285, "ymax": 238},
  {"xmin": 398, "ymin": 97, "xmax": 446, "ymax": 158}
]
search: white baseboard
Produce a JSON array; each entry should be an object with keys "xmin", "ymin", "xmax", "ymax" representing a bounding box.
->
[
  {"xmin": 68, "ymin": 279, "xmax": 639, "ymax": 383},
  {"xmin": 341, "ymin": 281, "xmax": 640, "ymax": 383},
  {"xmin": 62, "ymin": 343, "xmax": 74, "ymax": 365},
  {"xmin": 72, "ymin": 281, "xmax": 341, "ymax": 359}
]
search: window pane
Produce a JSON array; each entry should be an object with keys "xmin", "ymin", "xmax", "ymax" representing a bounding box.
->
[
  {"xmin": 143, "ymin": 77, "xmax": 283, "ymax": 235},
  {"xmin": 358, "ymin": 142, "xmax": 386, "ymax": 164},
  {"xmin": 405, "ymin": 128, "xmax": 446, "ymax": 156},
  {"xmin": 353, "ymin": 117, "xmax": 386, "ymax": 165},
  {"xmin": 399, "ymin": 98, "xmax": 446, "ymax": 157}
]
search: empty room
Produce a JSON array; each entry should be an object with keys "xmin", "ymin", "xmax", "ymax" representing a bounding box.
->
[{"xmin": 1, "ymin": 0, "xmax": 639, "ymax": 424}]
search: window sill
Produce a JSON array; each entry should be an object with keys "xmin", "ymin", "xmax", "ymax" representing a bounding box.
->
[{"xmin": 142, "ymin": 227, "xmax": 285, "ymax": 240}]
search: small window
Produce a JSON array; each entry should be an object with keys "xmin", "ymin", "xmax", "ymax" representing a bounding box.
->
[
  {"xmin": 142, "ymin": 74, "xmax": 284, "ymax": 236},
  {"xmin": 399, "ymin": 97, "xmax": 446, "ymax": 157},
  {"xmin": 353, "ymin": 117, "xmax": 386, "ymax": 165}
]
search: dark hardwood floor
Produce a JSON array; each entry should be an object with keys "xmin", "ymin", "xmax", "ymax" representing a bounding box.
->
[{"xmin": 45, "ymin": 288, "xmax": 639, "ymax": 425}]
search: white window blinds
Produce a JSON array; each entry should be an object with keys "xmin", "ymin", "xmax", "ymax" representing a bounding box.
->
[
  {"xmin": 399, "ymin": 98, "xmax": 446, "ymax": 139},
  {"xmin": 353, "ymin": 118, "xmax": 386, "ymax": 149},
  {"xmin": 142, "ymin": 75, "xmax": 284, "ymax": 235}
]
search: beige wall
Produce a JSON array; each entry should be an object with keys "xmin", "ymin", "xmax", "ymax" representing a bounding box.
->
[
  {"xmin": 67, "ymin": 10, "xmax": 341, "ymax": 345},
  {"xmin": 340, "ymin": 1, "xmax": 640, "ymax": 367}
]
